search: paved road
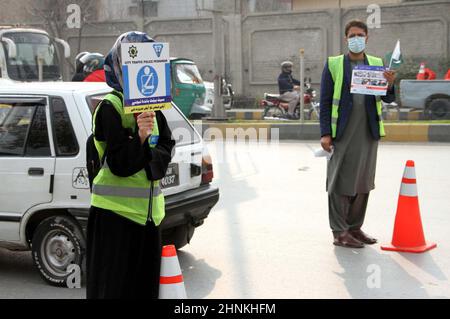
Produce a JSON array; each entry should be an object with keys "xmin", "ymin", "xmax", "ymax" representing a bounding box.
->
[{"xmin": 1, "ymin": 141, "xmax": 449, "ymax": 298}]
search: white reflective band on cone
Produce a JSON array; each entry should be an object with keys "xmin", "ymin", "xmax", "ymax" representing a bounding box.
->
[
  {"xmin": 400, "ymin": 182, "xmax": 418, "ymax": 197},
  {"xmin": 160, "ymin": 256, "xmax": 183, "ymax": 277},
  {"xmin": 159, "ymin": 283, "xmax": 187, "ymax": 299},
  {"xmin": 403, "ymin": 166, "xmax": 416, "ymax": 179}
]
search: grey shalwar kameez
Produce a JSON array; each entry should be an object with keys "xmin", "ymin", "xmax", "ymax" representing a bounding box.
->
[{"xmin": 327, "ymin": 60, "xmax": 378, "ymax": 233}]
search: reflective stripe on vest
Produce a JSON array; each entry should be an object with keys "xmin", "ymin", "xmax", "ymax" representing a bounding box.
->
[
  {"xmin": 91, "ymin": 90, "xmax": 165, "ymax": 226},
  {"xmin": 327, "ymin": 54, "xmax": 386, "ymax": 138}
]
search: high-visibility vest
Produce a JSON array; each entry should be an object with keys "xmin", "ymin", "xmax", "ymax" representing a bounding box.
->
[
  {"xmin": 327, "ymin": 54, "xmax": 386, "ymax": 139},
  {"xmin": 91, "ymin": 91, "xmax": 165, "ymax": 226}
]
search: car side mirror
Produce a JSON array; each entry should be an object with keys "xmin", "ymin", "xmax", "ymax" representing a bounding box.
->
[{"xmin": 54, "ymin": 38, "xmax": 71, "ymax": 58}]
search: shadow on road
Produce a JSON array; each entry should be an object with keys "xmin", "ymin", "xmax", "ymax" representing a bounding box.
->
[
  {"xmin": 0, "ymin": 249, "xmax": 42, "ymax": 285},
  {"xmin": 400, "ymin": 252, "xmax": 447, "ymax": 282},
  {"xmin": 178, "ymin": 250, "xmax": 221, "ymax": 299},
  {"xmin": 0, "ymin": 248, "xmax": 85, "ymax": 298},
  {"xmin": 208, "ymin": 141, "xmax": 260, "ymax": 298},
  {"xmin": 333, "ymin": 246, "xmax": 432, "ymax": 298}
]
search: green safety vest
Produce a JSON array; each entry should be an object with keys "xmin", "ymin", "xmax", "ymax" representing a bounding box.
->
[
  {"xmin": 327, "ymin": 54, "xmax": 386, "ymax": 139},
  {"xmin": 90, "ymin": 91, "xmax": 165, "ymax": 226}
]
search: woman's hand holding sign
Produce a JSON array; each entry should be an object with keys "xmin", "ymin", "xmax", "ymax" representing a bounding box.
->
[{"xmin": 137, "ymin": 112, "xmax": 155, "ymax": 144}]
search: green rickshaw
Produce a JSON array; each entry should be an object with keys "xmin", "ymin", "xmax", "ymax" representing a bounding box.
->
[{"xmin": 170, "ymin": 58, "xmax": 207, "ymax": 118}]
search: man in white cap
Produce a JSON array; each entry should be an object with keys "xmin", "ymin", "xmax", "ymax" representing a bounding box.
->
[{"xmin": 278, "ymin": 61, "xmax": 301, "ymax": 119}]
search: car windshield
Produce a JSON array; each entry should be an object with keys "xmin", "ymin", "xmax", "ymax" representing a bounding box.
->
[
  {"xmin": 175, "ymin": 63, "xmax": 203, "ymax": 84},
  {"xmin": 3, "ymin": 32, "xmax": 60, "ymax": 81}
]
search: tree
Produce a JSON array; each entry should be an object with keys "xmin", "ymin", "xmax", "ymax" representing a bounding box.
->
[{"xmin": 28, "ymin": 0, "xmax": 97, "ymax": 70}]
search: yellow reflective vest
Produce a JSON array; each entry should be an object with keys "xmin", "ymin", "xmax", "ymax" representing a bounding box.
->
[
  {"xmin": 327, "ymin": 54, "xmax": 386, "ymax": 138},
  {"xmin": 91, "ymin": 91, "xmax": 165, "ymax": 226}
]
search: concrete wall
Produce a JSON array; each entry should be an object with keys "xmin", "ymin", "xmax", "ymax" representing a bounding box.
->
[
  {"xmin": 0, "ymin": 0, "xmax": 37, "ymax": 24},
  {"xmin": 158, "ymin": 0, "xmax": 200, "ymax": 18},
  {"xmin": 293, "ymin": 0, "xmax": 401, "ymax": 10},
  {"xmin": 97, "ymin": 0, "xmax": 137, "ymax": 21},
  {"xmin": 241, "ymin": 9, "xmax": 333, "ymax": 98},
  {"xmin": 145, "ymin": 17, "xmax": 216, "ymax": 81}
]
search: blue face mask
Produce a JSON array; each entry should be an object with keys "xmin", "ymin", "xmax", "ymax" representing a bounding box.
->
[{"xmin": 348, "ymin": 36, "xmax": 366, "ymax": 53}]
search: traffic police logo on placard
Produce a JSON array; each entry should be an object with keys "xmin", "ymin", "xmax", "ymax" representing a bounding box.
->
[{"xmin": 121, "ymin": 42, "xmax": 172, "ymax": 114}]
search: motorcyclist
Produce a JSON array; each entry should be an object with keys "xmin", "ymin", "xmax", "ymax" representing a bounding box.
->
[
  {"xmin": 72, "ymin": 52, "xmax": 105, "ymax": 82},
  {"xmin": 82, "ymin": 53, "xmax": 106, "ymax": 82},
  {"xmin": 72, "ymin": 51, "xmax": 89, "ymax": 81},
  {"xmin": 278, "ymin": 61, "xmax": 301, "ymax": 119}
]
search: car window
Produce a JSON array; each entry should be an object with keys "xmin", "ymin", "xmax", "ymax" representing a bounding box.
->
[
  {"xmin": 0, "ymin": 100, "xmax": 43, "ymax": 156},
  {"xmin": 175, "ymin": 63, "xmax": 203, "ymax": 84},
  {"xmin": 86, "ymin": 93, "xmax": 107, "ymax": 114},
  {"xmin": 25, "ymin": 105, "xmax": 50, "ymax": 156},
  {"xmin": 0, "ymin": 104, "xmax": 13, "ymax": 125},
  {"xmin": 50, "ymin": 97, "xmax": 79, "ymax": 156},
  {"xmin": 162, "ymin": 104, "xmax": 201, "ymax": 146}
]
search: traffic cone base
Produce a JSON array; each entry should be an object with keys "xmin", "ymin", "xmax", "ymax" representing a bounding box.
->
[
  {"xmin": 381, "ymin": 160, "xmax": 436, "ymax": 254},
  {"xmin": 381, "ymin": 242, "xmax": 436, "ymax": 253}
]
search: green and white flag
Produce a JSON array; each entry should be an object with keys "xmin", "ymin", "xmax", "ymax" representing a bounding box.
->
[{"xmin": 387, "ymin": 40, "xmax": 402, "ymax": 69}]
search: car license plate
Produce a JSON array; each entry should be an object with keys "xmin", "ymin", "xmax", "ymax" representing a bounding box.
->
[{"xmin": 161, "ymin": 163, "xmax": 179, "ymax": 189}]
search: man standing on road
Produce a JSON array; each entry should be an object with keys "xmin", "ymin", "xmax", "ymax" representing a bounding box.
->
[
  {"xmin": 319, "ymin": 20, "xmax": 396, "ymax": 248},
  {"xmin": 278, "ymin": 61, "xmax": 301, "ymax": 119}
]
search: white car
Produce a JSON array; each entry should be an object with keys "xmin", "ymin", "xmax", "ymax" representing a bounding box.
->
[{"xmin": 0, "ymin": 80, "xmax": 219, "ymax": 286}]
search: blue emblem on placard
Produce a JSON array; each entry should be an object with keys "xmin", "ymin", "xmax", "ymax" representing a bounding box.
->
[
  {"xmin": 149, "ymin": 135, "xmax": 159, "ymax": 146},
  {"xmin": 153, "ymin": 44, "xmax": 164, "ymax": 58},
  {"xmin": 137, "ymin": 65, "xmax": 158, "ymax": 96}
]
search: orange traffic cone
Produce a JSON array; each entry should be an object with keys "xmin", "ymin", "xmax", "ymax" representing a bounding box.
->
[
  {"xmin": 445, "ymin": 69, "xmax": 450, "ymax": 81},
  {"xmin": 424, "ymin": 68, "xmax": 436, "ymax": 80},
  {"xmin": 159, "ymin": 245, "xmax": 187, "ymax": 299},
  {"xmin": 416, "ymin": 62, "xmax": 426, "ymax": 80},
  {"xmin": 381, "ymin": 160, "xmax": 436, "ymax": 253}
]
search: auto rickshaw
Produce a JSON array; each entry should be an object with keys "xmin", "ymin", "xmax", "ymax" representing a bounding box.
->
[{"xmin": 170, "ymin": 58, "xmax": 207, "ymax": 118}]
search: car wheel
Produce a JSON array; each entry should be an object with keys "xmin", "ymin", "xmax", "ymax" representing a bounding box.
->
[
  {"xmin": 429, "ymin": 98, "xmax": 450, "ymax": 119},
  {"xmin": 31, "ymin": 216, "xmax": 85, "ymax": 287},
  {"xmin": 162, "ymin": 224, "xmax": 195, "ymax": 250}
]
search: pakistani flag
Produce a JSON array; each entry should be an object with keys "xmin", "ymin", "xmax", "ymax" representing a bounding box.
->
[{"xmin": 385, "ymin": 40, "xmax": 402, "ymax": 69}]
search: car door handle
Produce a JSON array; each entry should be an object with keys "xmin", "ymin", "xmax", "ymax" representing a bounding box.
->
[{"xmin": 28, "ymin": 167, "xmax": 44, "ymax": 176}]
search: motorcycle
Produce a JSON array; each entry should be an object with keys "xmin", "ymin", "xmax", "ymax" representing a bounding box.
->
[
  {"xmin": 222, "ymin": 77, "xmax": 234, "ymax": 109},
  {"xmin": 261, "ymin": 78, "xmax": 320, "ymax": 120}
]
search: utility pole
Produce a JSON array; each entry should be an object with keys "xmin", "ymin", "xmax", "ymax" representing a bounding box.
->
[
  {"xmin": 140, "ymin": 0, "xmax": 146, "ymax": 32},
  {"xmin": 299, "ymin": 48, "xmax": 305, "ymax": 122},
  {"xmin": 196, "ymin": 0, "xmax": 227, "ymax": 120},
  {"xmin": 210, "ymin": 9, "xmax": 226, "ymax": 119}
]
